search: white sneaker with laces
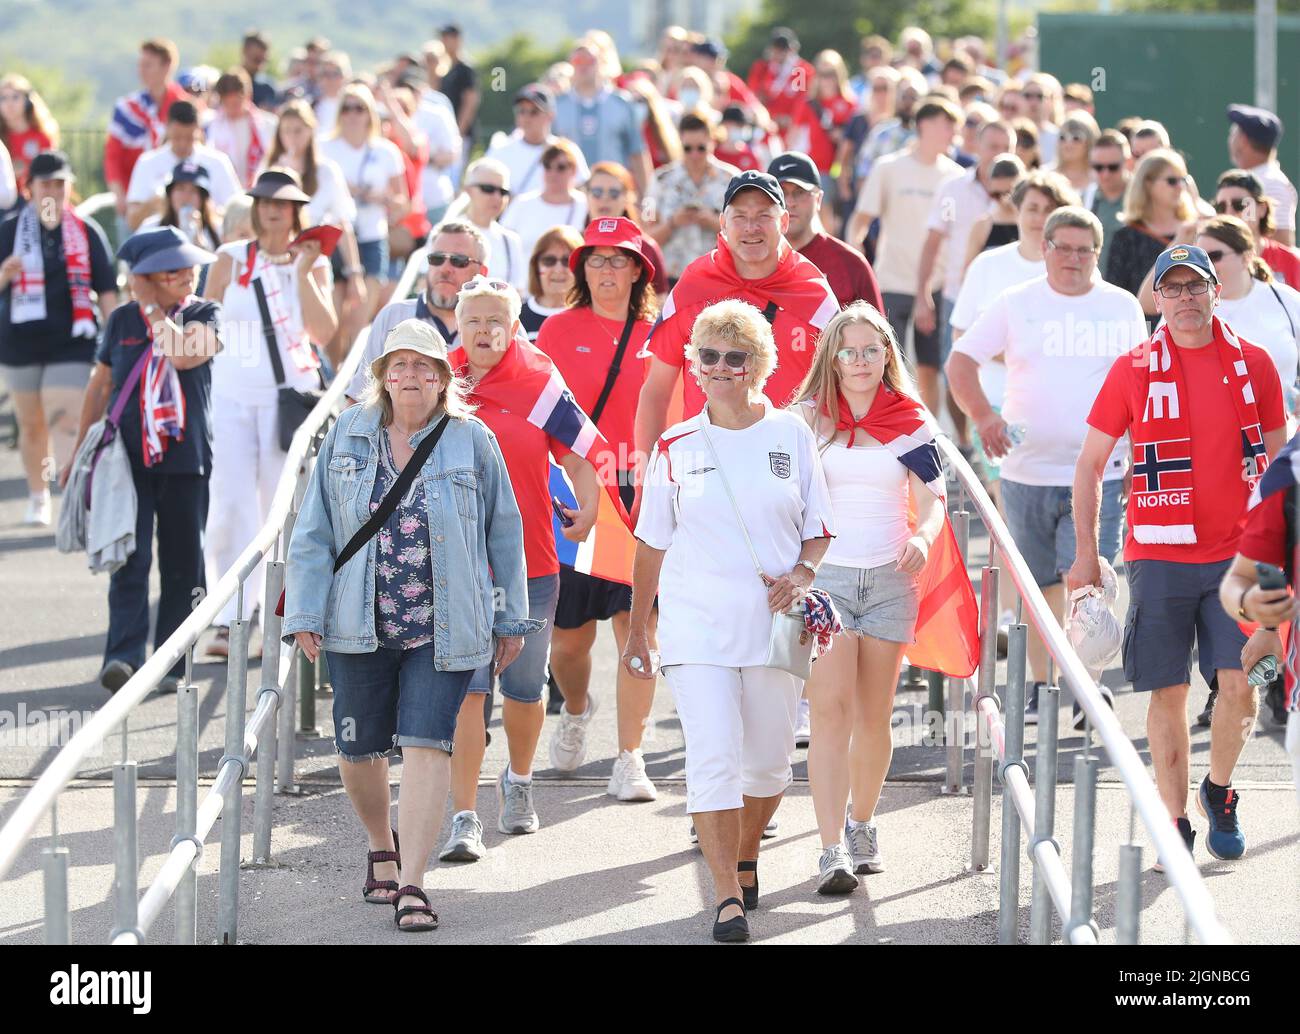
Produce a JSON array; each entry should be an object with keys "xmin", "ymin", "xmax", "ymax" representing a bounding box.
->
[
  {"xmin": 845, "ymin": 817, "xmax": 883, "ymax": 874},
  {"xmin": 439, "ymin": 810, "xmax": 485, "ymax": 861},
  {"xmin": 24, "ymin": 492, "xmax": 51, "ymax": 526},
  {"xmin": 548, "ymin": 694, "xmax": 598, "ymax": 772},
  {"xmin": 607, "ymin": 748, "xmax": 657, "ymax": 801},
  {"xmin": 794, "ymin": 698, "xmax": 811, "ymax": 748},
  {"xmin": 817, "ymin": 843, "xmax": 860, "ymax": 894}
]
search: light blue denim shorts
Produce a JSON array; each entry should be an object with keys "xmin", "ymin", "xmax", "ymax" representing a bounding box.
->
[
  {"xmin": 814, "ymin": 561, "xmax": 920, "ymax": 644},
  {"xmin": 467, "ymin": 574, "xmax": 559, "ymax": 703}
]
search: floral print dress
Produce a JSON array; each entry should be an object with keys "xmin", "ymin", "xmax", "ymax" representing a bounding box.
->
[{"xmin": 371, "ymin": 431, "xmax": 437, "ymax": 649}]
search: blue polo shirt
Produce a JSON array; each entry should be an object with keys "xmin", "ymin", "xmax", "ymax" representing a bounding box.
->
[{"xmin": 96, "ymin": 298, "xmax": 221, "ymax": 476}]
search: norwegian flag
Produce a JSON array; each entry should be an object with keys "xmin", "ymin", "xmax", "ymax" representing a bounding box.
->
[
  {"xmin": 1131, "ymin": 438, "xmax": 1193, "ymax": 495},
  {"xmin": 1241, "ymin": 422, "xmax": 1269, "ymax": 487}
]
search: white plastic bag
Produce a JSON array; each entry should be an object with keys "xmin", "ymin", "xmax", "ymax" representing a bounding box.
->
[{"xmin": 1068, "ymin": 558, "xmax": 1121, "ymax": 672}]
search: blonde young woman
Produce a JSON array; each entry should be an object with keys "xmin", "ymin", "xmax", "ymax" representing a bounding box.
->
[
  {"xmin": 789, "ymin": 302, "xmax": 945, "ymax": 894},
  {"xmin": 1048, "ymin": 111, "xmax": 1099, "ymax": 197}
]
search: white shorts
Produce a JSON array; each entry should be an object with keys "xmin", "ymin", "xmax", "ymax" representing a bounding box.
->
[
  {"xmin": 1287, "ymin": 711, "xmax": 1300, "ymax": 813},
  {"xmin": 663, "ymin": 663, "xmax": 801, "ymax": 813}
]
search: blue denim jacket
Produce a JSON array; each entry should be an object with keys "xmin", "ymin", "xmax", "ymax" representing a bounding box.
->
[{"xmin": 282, "ymin": 404, "xmax": 544, "ymax": 665}]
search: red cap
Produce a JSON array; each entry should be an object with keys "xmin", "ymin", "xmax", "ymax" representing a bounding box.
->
[{"xmin": 570, "ymin": 216, "xmax": 656, "ymax": 283}]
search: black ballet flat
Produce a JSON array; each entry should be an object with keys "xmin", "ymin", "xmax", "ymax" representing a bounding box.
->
[{"xmin": 712, "ymin": 897, "xmax": 749, "ymax": 943}]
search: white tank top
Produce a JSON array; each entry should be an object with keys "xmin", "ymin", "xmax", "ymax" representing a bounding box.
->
[{"xmin": 820, "ymin": 440, "xmax": 912, "ymax": 569}]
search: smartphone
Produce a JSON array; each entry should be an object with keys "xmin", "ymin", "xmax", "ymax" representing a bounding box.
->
[
  {"xmin": 1256, "ymin": 561, "xmax": 1287, "ymax": 591},
  {"xmin": 551, "ymin": 496, "xmax": 574, "ymax": 527}
]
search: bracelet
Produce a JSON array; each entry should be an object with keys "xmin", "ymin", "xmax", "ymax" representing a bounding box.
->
[
  {"xmin": 1237, "ymin": 586, "xmax": 1251, "ymax": 621},
  {"xmin": 795, "ymin": 559, "xmax": 818, "ymax": 579}
]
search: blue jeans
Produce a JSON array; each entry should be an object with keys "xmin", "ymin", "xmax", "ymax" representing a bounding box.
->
[
  {"xmin": 1000, "ymin": 478, "xmax": 1124, "ymax": 588},
  {"xmin": 326, "ymin": 643, "xmax": 474, "ymax": 757},
  {"xmin": 468, "ymin": 574, "xmax": 559, "ymax": 703}
]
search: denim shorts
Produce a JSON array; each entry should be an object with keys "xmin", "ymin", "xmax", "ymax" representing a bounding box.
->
[
  {"xmin": 1001, "ymin": 478, "xmax": 1124, "ymax": 588},
  {"xmin": 1123, "ymin": 558, "xmax": 1247, "ymax": 693},
  {"xmin": 814, "ymin": 561, "xmax": 920, "ymax": 643},
  {"xmin": 467, "ymin": 574, "xmax": 559, "ymax": 704},
  {"xmin": 326, "ymin": 643, "xmax": 474, "ymax": 758},
  {"xmin": 357, "ymin": 237, "xmax": 390, "ymax": 281}
]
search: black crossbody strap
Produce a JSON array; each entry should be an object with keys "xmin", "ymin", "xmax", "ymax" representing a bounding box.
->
[
  {"xmin": 761, "ymin": 300, "xmax": 779, "ymax": 324},
  {"xmin": 589, "ymin": 312, "xmax": 638, "ymax": 426},
  {"xmin": 333, "ymin": 415, "xmax": 450, "ymax": 573},
  {"xmin": 252, "ymin": 275, "xmax": 288, "ymax": 389},
  {"xmin": 1285, "ymin": 481, "xmax": 1297, "ymax": 585}
]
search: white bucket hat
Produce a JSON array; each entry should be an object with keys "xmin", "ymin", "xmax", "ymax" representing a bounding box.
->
[{"xmin": 370, "ymin": 319, "xmax": 454, "ymax": 384}]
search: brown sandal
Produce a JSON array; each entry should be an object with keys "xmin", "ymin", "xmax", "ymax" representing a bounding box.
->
[
  {"xmin": 362, "ymin": 828, "xmax": 401, "ymax": 904},
  {"xmin": 393, "ymin": 885, "xmax": 438, "ymax": 932}
]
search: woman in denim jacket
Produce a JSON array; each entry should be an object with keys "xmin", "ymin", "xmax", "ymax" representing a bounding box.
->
[{"xmin": 283, "ymin": 318, "xmax": 541, "ymax": 931}]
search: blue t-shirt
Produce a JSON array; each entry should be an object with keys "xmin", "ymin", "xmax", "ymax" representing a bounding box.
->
[
  {"xmin": 552, "ymin": 87, "xmax": 645, "ymax": 171},
  {"xmin": 96, "ymin": 297, "xmax": 221, "ymax": 476},
  {"xmin": 372, "ymin": 430, "xmax": 437, "ymax": 650}
]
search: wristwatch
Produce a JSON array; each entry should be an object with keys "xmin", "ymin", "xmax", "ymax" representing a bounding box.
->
[{"xmin": 795, "ymin": 559, "xmax": 818, "ymax": 579}]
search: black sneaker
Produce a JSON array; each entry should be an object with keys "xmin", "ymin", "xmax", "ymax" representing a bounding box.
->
[
  {"xmin": 98, "ymin": 660, "xmax": 135, "ymax": 695},
  {"xmin": 1265, "ymin": 677, "xmax": 1287, "ymax": 727},
  {"xmin": 1153, "ymin": 816, "xmax": 1196, "ymax": 873},
  {"xmin": 1072, "ymin": 684, "xmax": 1116, "ymax": 731},
  {"xmin": 1024, "ymin": 682, "xmax": 1043, "ymax": 725},
  {"xmin": 1195, "ymin": 687, "xmax": 1217, "ymax": 729}
]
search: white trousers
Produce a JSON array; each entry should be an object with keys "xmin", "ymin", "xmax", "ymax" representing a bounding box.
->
[
  {"xmin": 664, "ymin": 663, "xmax": 801, "ymax": 813},
  {"xmin": 1287, "ymin": 711, "xmax": 1300, "ymax": 813},
  {"xmin": 205, "ymin": 398, "xmax": 287, "ymax": 626}
]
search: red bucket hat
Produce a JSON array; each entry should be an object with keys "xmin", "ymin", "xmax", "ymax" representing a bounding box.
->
[{"xmin": 570, "ymin": 216, "xmax": 656, "ymax": 283}]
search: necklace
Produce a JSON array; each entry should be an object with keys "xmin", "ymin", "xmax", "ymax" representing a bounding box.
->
[{"xmin": 261, "ymin": 250, "xmax": 293, "ymax": 265}]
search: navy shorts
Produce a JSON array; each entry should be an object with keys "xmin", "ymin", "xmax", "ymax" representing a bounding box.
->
[
  {"xmin": 326, "ymin": 643, "xmax": 474, "ymax": 757},
  {"xmin": 1122, "ymin": 558, "xmax": 1247, "ymax": 693},
  {"xmin": 357, "ymin": 237, "xmax": 390, "ymax": 282},
  {"xmin": 883, "ymin": 290, "xmax": 945, "ymax": 369}
]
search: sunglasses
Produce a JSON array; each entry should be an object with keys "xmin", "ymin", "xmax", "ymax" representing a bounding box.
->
[
  {"xmin": 429, "ymin": 251, "xmax": 474, "ymax": 268},
  {"xmin": 1023, "ymin": 91, "xmax": 1044, "ymax": 101},
  {"xmin": 1157, "ymin": 175, "xmax": 1186, "ymax": 187},
  {"xmin": 1061, "ymin": 132, "xmax": 1090, "ymax": 144},
  {"xmin": 1091, "ymin": 162, "xmax": 1122, "ymax": 173},
  {"xmin": 835, "ymin": 344, "xmax": 887, "ymax": 365},
  {"xmin": 471, "ymin": 183, "xmax": 510, "ymax": 196},
  {"xmin": 697, "ymin": 348, "xmax": 752, "ymax": 370},
  {"xmin": 1215, "ymin": 197, "xmax": 1252, "ymax": 214},
  {"xmin": 989, "ymin": 189, "xmax": 1010, "ymax": 202},
  {"xmin": 340, "ymin": 104, "xmax": 367, "ymax": 115},
  {"xmin": 545, "ymin": 162, "xmax": 574, "ymax": 173},
  {"xmin": 463, "ymin": 274, "xmax": 514, "ymax": 293},
  {"xmin": 536, "ymin": 254, "xmax": 569, "ymax": 268},
  {"xmin": 586, "ymin": 253, "xmax": 634, "ymax": 269},
  {"xmin": 587, "ymin": 185, "xmax": 624, "ymax": 199},
  {"xmin": 1203, "ymin": 248, "xmax": 1234, "ymax": 263},
  {"xmin": 682, "ymin": 144, "xmax": 708, "ymax": 153},
  {"xmin": 1155, "ymin": 279, "xmax": 1212, "ymax": 299}
]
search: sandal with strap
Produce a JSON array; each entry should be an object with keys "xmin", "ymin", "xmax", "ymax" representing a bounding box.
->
[
  {"xmin": 362, "ymin": 828, "xmax": 401, "ymax": 905},
  {"xmin": 738, "ymin": 859, "xmax": 759, "ymax": 911},
  {"xmin": 393, "ymin": 885, "xmax": 439, "ymax": 932},
  {"xmin": 712, "ymin": 896, "xmax": 749, "ymax": 943}
]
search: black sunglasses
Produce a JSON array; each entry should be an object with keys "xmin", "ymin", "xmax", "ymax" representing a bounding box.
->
[
  {"xmin": 697, "ymin": 348, "xmax": 752, "ymax": 370},
  {"xmin": 682, "ymin": 144, "xmax": 708, "ymax": 153},
  {"xmin": 1203, "ymin": 248, "xmax": 1232, "ymax": 263},
  {"xmin": 536, "ymin": 254, "xmax": 569, "ymax": 268},
  {"xmin": 1215, "ymin": 197, "xmax": 1252, "ymax": 214},
  {"xmin": 1091, "ymin": 162, "xmax": 1122, "ymax": 173},
  {"xmin": 429, "ymin": 251, "xmax": 474, "ymax": 268},
  {"xmin": 471, "ymin": 183, "xmax": 510, "ymax": 196},
  {"xmin": 340, "ymin": 104, "xmax": 367, "ymax": 115}
]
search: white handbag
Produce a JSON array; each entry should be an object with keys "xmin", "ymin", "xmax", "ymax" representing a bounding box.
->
[{"xmin": 698, "ymin": 417, "xmax": 814, "ymax": 680}]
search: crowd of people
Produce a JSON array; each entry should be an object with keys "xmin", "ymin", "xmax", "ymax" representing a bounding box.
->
[{"xmin": 2, "ymin": 21, "xmax": 1299, "ymax": 941}]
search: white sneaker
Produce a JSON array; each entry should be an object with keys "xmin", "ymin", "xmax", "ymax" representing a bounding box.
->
[
  {"xmin": 23, "ymin": 492, "xmax": 51, "ymax": 526},
  {"xmin": 607, "ymin": 749, "xmax": 657, "ymax": 801},
  {"xmin": 762, "ymin": 818, "xmax": 779, "ymax": 838},
  {"xmin": 438, "ymin": 810, "xmax": 485, "ymax": 862},
  {"xmin": 816, "ymin": 843, "xmax": 860, "ymax": 895},
  {"xmin": 794, "ymin": 698, "xmax": 811, "ymax": 748},
  {"xmin": 548, "ymin": 694, "xmax": 598, "ymax": 772},
  {"xmin": 845, "ymin": 817, "xmax": 883, "ymax": 874}
]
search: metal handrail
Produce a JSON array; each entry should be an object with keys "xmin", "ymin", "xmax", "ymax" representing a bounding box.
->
[
  {"xmin": 0, "ymin": 246, "xmax": 428, "ymax": 941},
  {"xmin": 936, "ymin": 437, "xmax": 1234, "ymax": 944}
]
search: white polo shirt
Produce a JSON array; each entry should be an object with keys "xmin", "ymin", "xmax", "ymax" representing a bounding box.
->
[
  {"xmin": 952, "ymin": 274, "xmax": 1146, "ymax": 486},
  {"xmin": 635, "ymin": 399, "xmax": 835, "ymax": 668},
  {"xmin": 126, "ymin": 143, "xmax": 243, "ymax": 208},
  {"xmin": 926, "ymin": 167, "xmax": 997, "ymax": 301}
]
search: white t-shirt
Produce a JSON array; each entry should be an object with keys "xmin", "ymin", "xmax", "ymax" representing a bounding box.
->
[
  {"xmin": 635, "ymin": 400, "xmax": 836, "ymax": 668},
  {"xmin": 485, "ymin": 131, "xmax": 592, "ymax": 197},
  {"xmin": 499, "ymin": 190, "xmax": 587, "ymax": 260},
  {"xmin": 305, "ymin": 157, "xmax": 357, "ymax": 229},
  {"xmin": 819, "ymin": 440, "xmax": 912, "ymax": 569},
  {"xmin": 1212, "ymin": 279, "xmax": 1300, "ymax": 388},
  {"xmin": 126, "ymin": 143, "xmax": 243, "ymax": 208},
  {"xmin": 478, "ymin": 220, "xmax": 529, "ymax": 292},
  {"xmin": 314, "ymin": 96, "xmax": 340, "ymax": 140},
  {"xmin": 1248, "ymin": 160, "xmax": 1298, "ymax": 235},
  {"xmin": 319, "ymin": 137, "xmax": 404, "ymax": 243},
  {"xmin": 414, "ymin": 99, "xmax": 462, "ymax": 212},
  {"xmin": 856, "ymin": 148, "xmax": 962, "ymax": 295},
  {"xmin": 927, "ymin": 168, "xmax": 997, "ymax": 301},
  {"xmin": 952, "ymin": 275, "xmax": 1146, "ymax": 485}
]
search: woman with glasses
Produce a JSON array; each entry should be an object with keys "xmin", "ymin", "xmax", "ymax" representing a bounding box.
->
[
  {"xmin": 789, "ymin": 303, "xmax": 944, "ymax": 894},
  {"xmin": 584, "ymin": 161, "xmax": 669, "ymax": 295},
  {"xmin": 962, "ymin": 153, "xmax": 1028, "ymax": 270},
  {"xmin": 449, "ymin": 156, "xmax": 527, "ymax": 292},
  {"xmin": 1022, "ymin": 72, "xmax": 1063, "ymax": 165},
  {"xmin": 0, "ymin": 74, "xmax": 59, "ymax": 197},
  {"xmin": 625, "ymin": 299, "xmax": 834, "ymax": 942},
  {"xmin": 1106, "ymin": 148, "xmax": 1198, "ymax": 318},
  {"xmin": 520, "ymin": 225, "xmax": 582, "ymax": 341},
  {"xmin": 500, "ymin": 139, "xmax": 587, "ymax": 260},
  {"xmin": 320, "ymin": 83, "xmax": 409, "ymax": 331},
  {"xmin": 1215, "ymin": 169, "xmax": 1300, "ymax": 288},
  {"xmin": 538, "ymin": 218, "xmax": 661, "ymax": 799},
  {"xmin": 1047, "ymin": 111, "xmax": 1099, "ymax": 196}
]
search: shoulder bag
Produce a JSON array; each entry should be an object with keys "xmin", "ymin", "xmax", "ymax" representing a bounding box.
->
[
  {"xmin": 252, "ymin": 275, "xmax": 325, "ymax": 452},
  {"xmin": 697, "ymin": 414, "xmax": 814, "ymax": 680}
]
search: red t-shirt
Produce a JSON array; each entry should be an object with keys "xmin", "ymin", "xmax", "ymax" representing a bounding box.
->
[
  {"xmin": 714, "ymin": 144, "xmax": 762, "ymax": 173},
  {"xmin": 1087, "ymin": 338, "xmax": 1285, "ymax": 563},
  {"xmin": 1262, "ymin": 238, "xmax": 1300, "ymax": 289},
  {"xmin": 2, "ymin": 128, "xmax": 53, "ymax": 190},
  {"xmin": 789, "ymin": 94, "xmax": 856, "ymax": 172},
  {"xmin": 1238, "ymin": 489, "xmax": 1287, "ymax": 567},
  {"xmin": 385, "ymin": 125, "xmax": 430, "ymax": 239},
  {"xmin": 471, "ymin": 402, "xmax": 572, "ymax": 578},
  {"xmin": 746, "ymin": 58, "xmax": 815, "ymax": 123},
  {"xmin": 798, "ymin": 232, "xmax": 883, "ymax": 311},
  {"xmin": 534, "ymin": 307, "xmax": 652, "ymax": 462}
]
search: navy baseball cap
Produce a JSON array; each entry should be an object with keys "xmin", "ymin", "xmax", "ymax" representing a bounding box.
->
[
  {"xmin": 167, "ymin": 160, "xmax": 210, "ymax": 190},
  {"xmin": 767, "ymin": 152, "xmax": 820, "ymax": 192},
  {"xmin": 1227, "ymin": 104, "xmax": 1283, "ymax": 150},
  {"xmin": 1153, "ymin": 244, "xmax": 1218, "ymax": 287},
  {"xmin": 691, "ymin": 39, "xmax": 723, "ymax": 60},
  {"xmin": 723, "ymin": 170, "xmax": 786, "ymax": 210},
  {"xmin": 514, "ymin": 83, "xmax": 554, "ymax": 115},
  {"xmin": 28, "ymin": 150, "xmax": 75, "ymax": 182}
]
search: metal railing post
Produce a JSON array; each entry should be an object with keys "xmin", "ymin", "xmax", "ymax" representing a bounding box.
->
[
  {"xmin": 299, "ymin": 650, "xmax": 318, "ymax": 736},
  {"xmin": 174, "ymin": 648, "xmax": 198, "ymax": 944},
  {"xmin": 253, "ymin": 557, "xmax": 285, "ymax": 864},
  {"xmin": 1029, "ymin": 683, "xmax": 1061, "ymax": 944},
  {"xmin": 1067, "ymin": 754, "xmax": 1100, "ymax": 942},
  {"xmin": 945, "ymin": 494, "xmax": 971, "ymax": 793},
  {"xmin": 999, "ymin": 623, "xmax": 1028, "ymax": 944},
  {"xmin": 217, "ymin": 611, "xmax": 250, "ymax": 945},
  {"xmin": 1117, "ymin": 803, "xmax": 1142, "ymax": 944},
  {"xmin": 971, "ymin": 565, "xmax": 999, "ymax": 870},
  {"xmin": 43, "ymin": 801, "xmax": 69, "ymax": 945},
  {"xmin": 109, "ymin": 754, "xmax": 139, "ymax": 941},
  {"xmin": 277, "ymin": 506, "xmax": 299, "ymax": 792}
]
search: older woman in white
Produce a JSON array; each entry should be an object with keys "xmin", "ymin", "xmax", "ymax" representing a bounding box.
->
[{"xmin": 624, "ymin": 299, "xmax": 834, "ymax": 943}]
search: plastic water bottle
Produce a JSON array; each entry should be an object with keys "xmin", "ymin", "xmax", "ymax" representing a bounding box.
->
[
  {"xmin": 629, "ymin": 650, "xmax": 661, "ymax": 676},
  {"xmin": 984, "ymin": 422, "xmax": 1027, "ymax": 469},
  {"xmin": 1247, "ymin": 654, "xmax": 1279, "ymax": 687}
]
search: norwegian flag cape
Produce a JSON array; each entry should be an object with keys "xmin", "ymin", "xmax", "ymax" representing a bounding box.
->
[
  {"xmin": 450, "ymin": 334, "xmax": 636, "ymax": 585},
  {"xmin": 1245, "ymin": 434, "xmax": 1299, "ymax": 711},
  {"xmin": 816, "ymin": 386, "xmax": 980, "ymax": 678}
]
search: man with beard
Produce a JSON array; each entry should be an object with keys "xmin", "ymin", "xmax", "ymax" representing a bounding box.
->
[{"xmin": 346, "ymin": 220, "xmax": 487, "ymax": 401}]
